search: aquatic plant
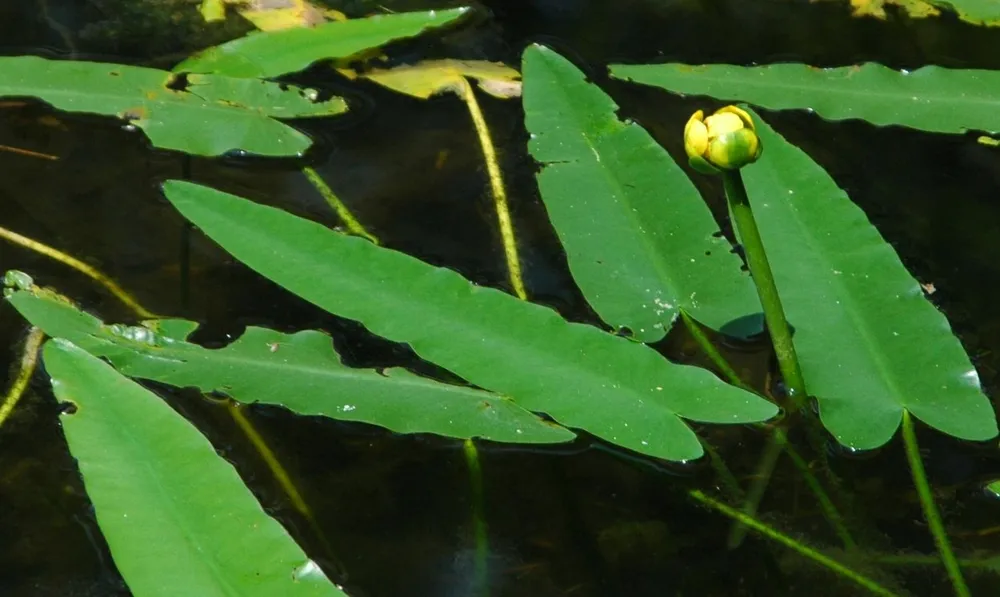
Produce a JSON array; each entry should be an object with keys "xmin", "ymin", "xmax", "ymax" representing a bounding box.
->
[{"xmin": 0, "ymin": 4, "xmax": 998, "ymax": 596}]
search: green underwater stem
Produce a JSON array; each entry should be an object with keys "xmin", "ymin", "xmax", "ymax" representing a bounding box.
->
[
  {"xmin": 464, "ymin": 439, "xmax": 490, "ymax": 597},
  {"xmin": 690, "ymin": 490, "xmax": 899, "ymax": 597},
  {"xmin": 679, "ymin": 310, "xmax": 855, "ymax": 550},
  {"xmin": 303, "ymin": 166, "xmax": 378, "ymax": 244},
  {"xmin": 900, "ymin": 411, "xmax": 970, "ymax": 597}
]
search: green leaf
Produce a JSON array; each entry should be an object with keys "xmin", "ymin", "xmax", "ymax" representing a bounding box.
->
[
  {"xmin": 43, "ymin": 339, "xmax": 346, "ymax": 597},
  {"xmin": 5, "ymin": 288, "xmax": 571, "ymax": 445},
  {"xmin": 610, "ymin": 62, "xmax": 1000, "ymax": 135},
  {"xmin": 176, "ymin": 8, "xmax": 471, "ymax": 78},
  {"xmin": 161, "ymin": 180, "xmax": 779, "ymax": 462},
  {"xmin": 739, "ymin": 110, "xmax": 997, "ymax": 448},
  {"xmin": 0, "ymin": 56, "xmax": 345, "ymax": 156},
  {"xmin": 523, "ymin": 45, "xmax": 759, "ymax": 342},
  {"xmin": 937, "ymin": 0, "xmax": 1000, "ymax": 24}
]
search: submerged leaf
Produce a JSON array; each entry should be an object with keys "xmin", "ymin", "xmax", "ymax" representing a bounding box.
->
[
  {"xmin": 237, "ymin": 0, "xmax": 333, "ymax": 31},
  {"xmin": 356, "ymin": 59, "xmax": 522, "ymax": 99},
  {"xmin": 176, "ymin": 8, "xmax": 471, "ymax": 78},
  {"xmin": 6, "ymin": 288, "xmax": 572, "ymax": 445},
  {"xmin": 0, "ymin": 56, "xmax": 344, "ymax": 156},
  {"xmin": 739, "ymin": 110, "xmax": 997, "ymax": 448},
  {"xmin": 523, "ymin": 45, "xmax": 759, "ymax": 342},
  {"xmin": 610, "ymin": 62, "xmax": 1000, "ymax": 135},
  {"xmin": 44, "ymin": 339, "xmax": 347, "ymax": 596},
  {"xmin": 160, "ymin": 180, "xmax": 778, "ymax": 462}
]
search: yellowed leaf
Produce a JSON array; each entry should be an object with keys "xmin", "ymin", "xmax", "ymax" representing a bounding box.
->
[
  {"xmin": 359, "ymin": 59, "xmax": 521, "ymax": 100},
  {"xmin": 818, "ymin": 0, "xmax": 940, "ymax": 19},
  {"xmin": 199, "ymin": 0, "xmax": 228, "ymax": 22},
  {"xmin": 226, "ymin": 0, "xmax": 345, "ymax": 31}
]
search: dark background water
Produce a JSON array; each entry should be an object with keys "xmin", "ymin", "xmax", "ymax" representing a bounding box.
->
[{"xmin": 2, "ymin": 1, "xmax": 1000, "ymax": 596}]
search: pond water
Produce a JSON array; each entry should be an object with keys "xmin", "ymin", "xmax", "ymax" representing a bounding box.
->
[{"xmin": 1, "ymin": 1, "xmax": 1000, "ymax": 596}]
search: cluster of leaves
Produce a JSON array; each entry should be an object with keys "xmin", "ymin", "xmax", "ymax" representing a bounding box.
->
[{"xmin": 2, "ymin": 2, "xmax": 1000, "ymax": 595}]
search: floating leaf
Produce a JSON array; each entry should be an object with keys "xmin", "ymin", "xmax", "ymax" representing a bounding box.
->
[
  {"xmin": 176, "ymin": 8, "xmax": 471, "ymax": 78},
  {"xmin": 739, "ymin": 110, "xmax": 997, "ymax": 448},
  {"xmin": 522, "ymin": 45, "xmax": 759, "ymax": 342},
  {"xmin": 0, "ymin": 56, "xmax": 345, "ymax": 156},
  {"xmin": 6, "ymin": 287, "xmax": 572, "ymax": 445},
  {"xmin": 43, "ymin": 339, "xmax": 347, "ymax": 596},
  {"xmin": 610, "ymin": 62, "xmax": 1000, "ymax": 135},
  {"xmin": 355, "ymin": 59, "xmax": 521, "ymax": 99},
  {"xmin": 160, "ymin": 180, "xmax": 779, "ymax": 462}
]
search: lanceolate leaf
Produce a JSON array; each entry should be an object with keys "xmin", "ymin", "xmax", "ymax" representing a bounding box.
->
[
  {"xmin": 522, "ymin": 45, "xmax": 759, "ymax": 342},
  {"xmin": 6, "ymin": 288, "xmax": 572, "ymax": 445},
  {"xmin": 739, "ymin": 110, "xmax": 997, "ymax": 448},
  {"xmin": 161, "ymin": 180, "xmax": 779, "ymax": 462},
  {"xmin": 0, "ymin": 57, "xmax": 345, "ymax": 156},
  {"xmin": 44, "ymin": 340, "xmax": 346, "ymax": 597},
  {"xmin": 610, "ymin": 62, "xmax": 1000, "ymax": 135},
  {"xmin": 176, "ymin": 8, "xmax": 471, "ymax": 78}
]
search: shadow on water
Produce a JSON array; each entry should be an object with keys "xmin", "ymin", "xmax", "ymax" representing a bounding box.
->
[{"xmin": 2, "ymin": 0, "xmax": 1000, "ymax": 595}]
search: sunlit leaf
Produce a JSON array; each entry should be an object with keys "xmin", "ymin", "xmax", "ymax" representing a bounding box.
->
[
  {"xmin": 160, "ymin": 180, "xmax": 779, "ymax": 462},
  {"xmin": 6, "ymin": 287, "xmax": 572, "ymax": 445},
  {"xmin": 237, "ymin": 0, "xmax": 344, "ymax": 31},
  {"xmin": 846, "ymin": 0, "xmax": 939, "ymax": 19},
  {"xmin": 355, "ymin": 59, "xmax": 521, "ymax": 99},
  {"xmin": 176, "ymin": 8, "xmax": 471, "ymax": 78},
  {"xmin": 0, "ymin": 56, "xmax": 345, "ymax": 156},
  {"xmin": 43, "ymin": 339, "xmax": 347, "ymax": 597},
  {"xmin": 199, "ymin": 0, "xmax": 227, "ymax": 22},
  {"xmin": 610, "ymin": 62, "xmax": 1000, "ymax": 135},
  {"xmin": 817, "ymin": 0, "xmax": 1000, "ymax": 25},
  {"xmin": 739, "ymin": 109, "xmax": 997, "ymax": 448},
  {"xmin": 522, "ymin": 45, "xmax": 759, "ymax": 342}
]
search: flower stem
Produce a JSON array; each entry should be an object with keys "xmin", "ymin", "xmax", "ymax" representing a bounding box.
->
[
  {"xmin": 900, "ymin": 411, "xmax": 970, "ymax": 597},
  {"xmin": 722, "ymin": 169, "xmax": 807, "ymax": 409}
]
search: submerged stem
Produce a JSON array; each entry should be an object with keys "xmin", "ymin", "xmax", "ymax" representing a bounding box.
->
[
  {"xmin": 690, "ymin": 490, "xmax": 899, "ymax": 597},
  {"xmin": 0, "ymin": 225, "xmax": 155, "ymax": 319},
  {"xmin": 900, "ymin": 411, "xmax": 970, "ymax": 597},
  {"xmin": 680, "ymin": 311, "xmax": 855, "ymax": 550},
  {"xmin": 303, "ymin": 166, "xmax": 378, "ymax": 244},
  {"xmin": 722, "ymin": 169, "xmax": 806, "ymax": 409},
  {"xmin": 464, "ymin": 439, "xmax": 490, "ymax": 597},
  {"xmin": 0, "ymin": 327, "xmax": 46, "ymax": 431},
  {"xmin": 457, "ymin": 77, "xmax": 527, "ymax": 300}
]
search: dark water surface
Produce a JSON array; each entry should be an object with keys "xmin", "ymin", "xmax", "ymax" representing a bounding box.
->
[{"xmin": 2, "ymin": 1, "xmax": 1000, "ymax": 596}]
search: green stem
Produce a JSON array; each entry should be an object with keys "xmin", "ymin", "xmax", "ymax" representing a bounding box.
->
[
  {"xmin": 777, "ymin": 427, "xmax": 856, "ymax": 551},
  {"xmin": 464, "ymin": 439, "xmax": 489, "ymax": 597},
  {"xmin": 690, "ymin": 490, "xmax": 899, "ymax": 597},
  {"xmin": 680, "ymin": 310, "xmax": 855, "ymax": 551},
  {"xmin": 303, "ymin": 166, "xmax": 378, "ymax": 244},
  {"xmin": 722, "ymin": 169, "xmax": 807, "ymax": 409},
  {"xmin": 727, "ymin": 433, "xmax": 784, "ymax": 549},
  {"xmin": 900, "ymin": 411, "xmax": 970, "ymax": 597},
  {"xmin": 875, "ymin": 553, "xmax": 992, "ymax": 570}
]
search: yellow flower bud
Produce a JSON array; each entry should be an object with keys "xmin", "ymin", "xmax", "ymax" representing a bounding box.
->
[{"xmin": 683, "ymin": 106, "xmax": 762, "ymax": 174}]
